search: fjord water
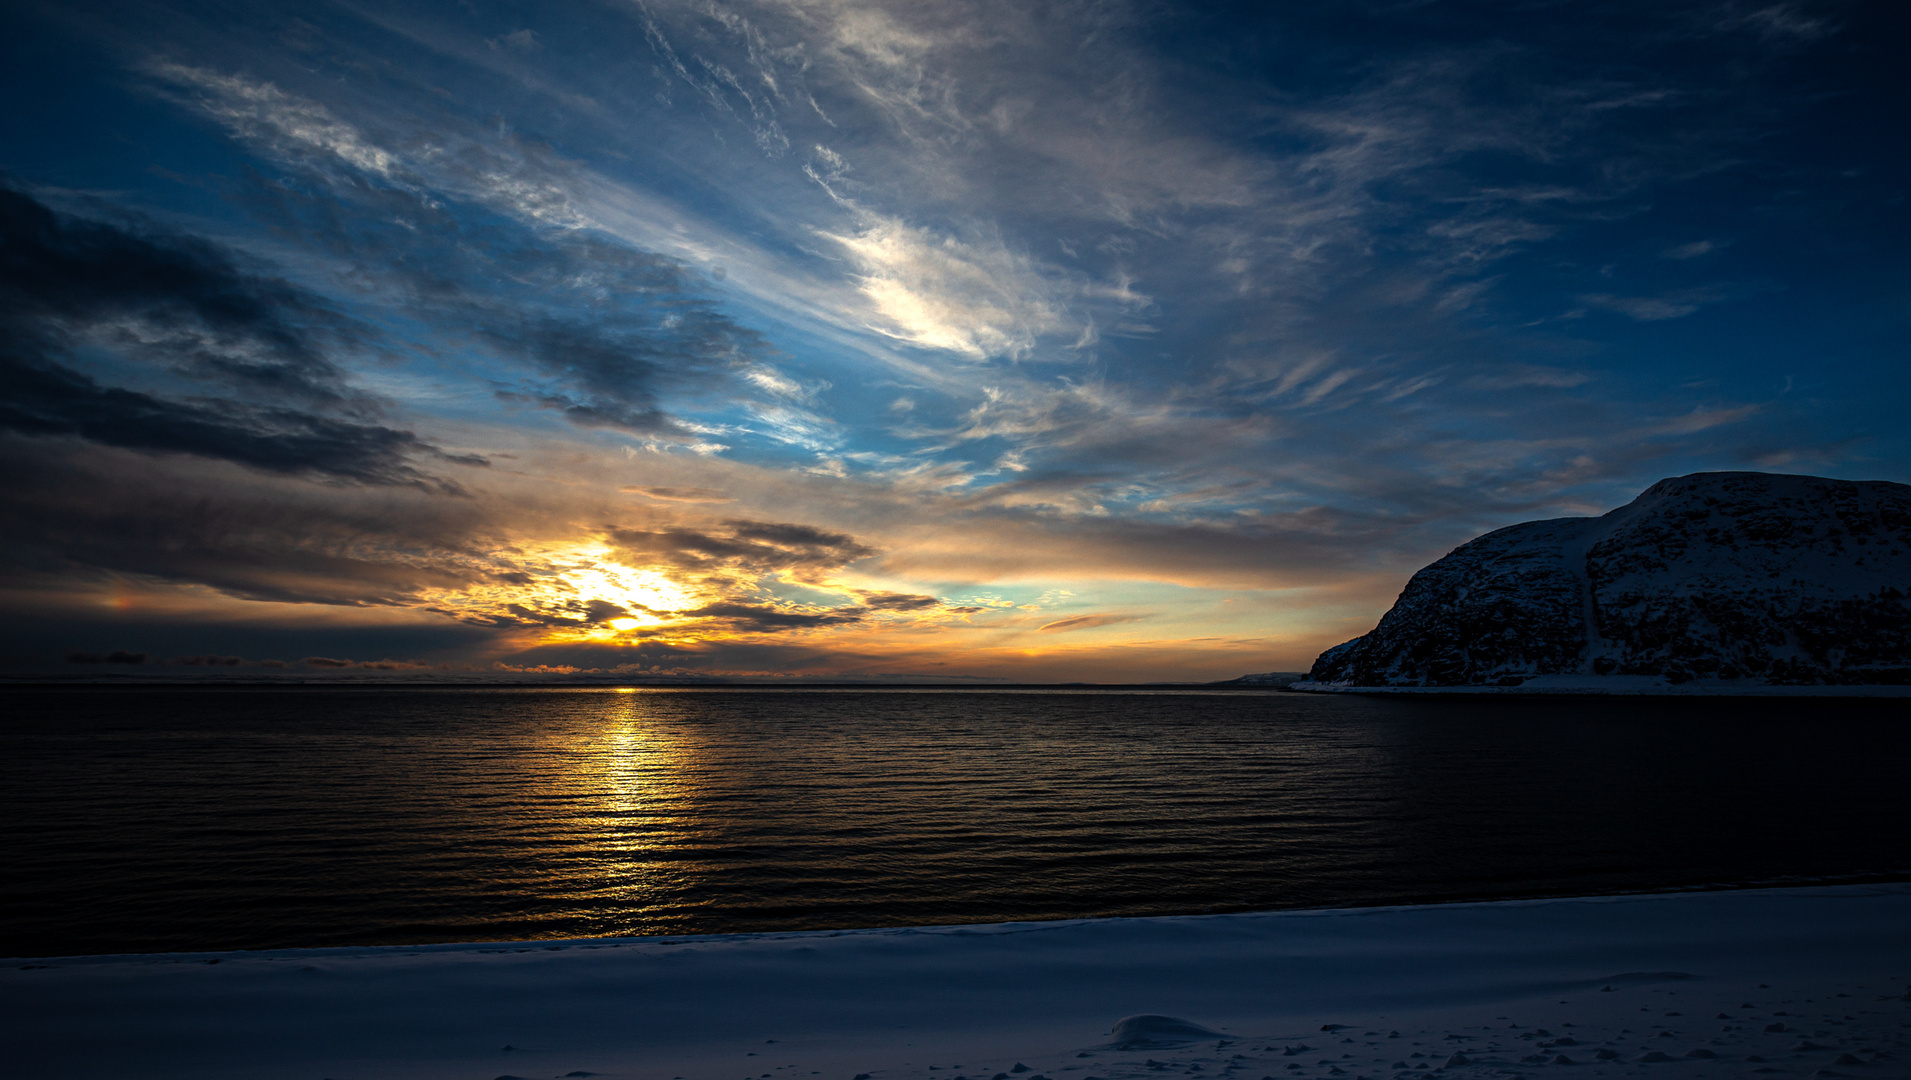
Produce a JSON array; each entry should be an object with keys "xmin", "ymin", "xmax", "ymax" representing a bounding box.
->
[{"xmin": 2, "ymin": 687, "xmax": 1906, "ymax": 957}]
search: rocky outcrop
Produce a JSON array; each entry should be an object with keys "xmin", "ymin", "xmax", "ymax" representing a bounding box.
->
[{"xmin": 1303, "ymin": 472, "xmax": 1911, "ymax": 689}]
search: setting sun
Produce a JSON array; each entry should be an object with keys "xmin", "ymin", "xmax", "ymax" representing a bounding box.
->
[
  {"xmin": 559, "ymin": 551, "xmax": 695, "ymax": 625},
  {"xmin": 415, "ymin": 543, "xmax": 705, "ymax": 643}
]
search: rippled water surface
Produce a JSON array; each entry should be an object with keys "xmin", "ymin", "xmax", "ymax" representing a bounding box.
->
[{"xmin": 3, "ymin": 686, "xmax": 1907, "ymax": 956}]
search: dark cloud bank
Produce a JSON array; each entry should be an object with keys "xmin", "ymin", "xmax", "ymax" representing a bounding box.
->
[
  {"xmin": 0, "ymin": 437, "xmax": 493, "ymax": 607},
  {"xmin": 0, "ymin": 183, "xmax": 478, "ymax": 486}
]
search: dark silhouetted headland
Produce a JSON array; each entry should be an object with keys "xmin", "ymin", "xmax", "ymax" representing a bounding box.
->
[{"xmin": 1295, "ymin": 471, "xmax": 1911, "ymax": 695}]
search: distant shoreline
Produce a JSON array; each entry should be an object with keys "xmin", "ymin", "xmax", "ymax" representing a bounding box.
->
[{"xmin": 1288, "ymin": 675, "xmax": 1911, "ymax": 697}]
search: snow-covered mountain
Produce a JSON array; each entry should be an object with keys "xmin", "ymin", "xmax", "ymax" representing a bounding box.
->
[{"xmin": 1300, "ymin": 472, "xmax": 1911, "ymax": 692}]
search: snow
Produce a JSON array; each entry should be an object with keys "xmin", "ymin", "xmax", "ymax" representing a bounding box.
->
[
  {"xmin": 7, "ymin": 884, "xmax": 1910, "ymax": 1080},
  {"xmin": 1107, "ymin": 1016, "xmax": 1228, "ymax": 1048}
]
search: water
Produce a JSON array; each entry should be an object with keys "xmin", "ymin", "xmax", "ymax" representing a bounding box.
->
[{"xmin": 2, "ymin": 686, "xmax": 1906, "ymax": 957}]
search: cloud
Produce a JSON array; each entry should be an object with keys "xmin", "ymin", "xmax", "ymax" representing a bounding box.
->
[
  {"xmin": 678, "ymin": 601, "xmax": 866, "ymax": 631},
  {"xmin": 1579, "ymin": 288, "xmax": 1731, "ymax": 321},
  {"xmin": 479, "ymin": 301, "xmax": 760, "ymax": 436},
  {"xmin": 411, "ymin": 513, "xmax": 984, "ymax": 642},
  {"xmin": 1465, "ymin": 365, "xmax": 1594, "ymax": 390},
  {"xmin": 483, "ymin": 596, "xmax": 635, "ymax": 630},
  {"xmin": 151, "ymin": 58, "xmax": 823, "ymax": 454},
  {"xmin": 66, "ymin": 650, "xmax": 148, "ymax": 664},
  {"xmin": 1037, "ymin": 612, "xmax": 1146, "ymax": 633},
  {"xmin": 607, "ymin": 518, "xmax": 877, "ymax": 582},
  {"xmin": 143, "ymin": 54, "xmax": 951, "ymax": 405},
  {"xmin": 238, "ymin": 163, "xmax": 767, "ymax": 439},
  {"xmin": 858, "ymin": 591, "xmax": 941, "ymax": 611},
  {"xmin": 493, "ymin": 29, "xmax": 541, "ymax": 53},
  {"xmin": 1638, "ymin": 404, "xmax": 1761, "ymax": 437},
  {"xmin": 0, "ymin": 437, "xmax": 496, "ymax": 607},
  {"xmin": 1, "ymin": 357, "xmax": 462, "ymax": 486},
  {"xmin": 0, "ymin": 185, "xmax": 359, "ymax": 405},
  {"xmin": 149, "ymin": 62, "xmax": 405, "ymax": 182},
  {"xmin": 623, "ymin": 485, "xmax": 735, "ymax": 503},
  {"xmin": 634, "ymin": 0, "xmax": 794, "ymax": 154},
  {"xmin": 1661, "ymin": 240, "xmax": 1718, "ymax": 259},
  {"xmin": 818, "ymin": 210, "xmax": 1064, "ymax": 360},
  {"xmin": 149, "ymin": 61, "xmax": 593, "ymax": 228},
  {"xmin": 1715, "ymin": 2, "xmax": 1837, "ymax": 42},
  {"xmin": 0, "ymin": 184, "xmax": 474, "ymax": 486}
]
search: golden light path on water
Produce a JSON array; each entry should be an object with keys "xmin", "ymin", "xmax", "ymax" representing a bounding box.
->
[{"xmin": 546, "ymin": 690, "xmax": 716, "ymax": 918}]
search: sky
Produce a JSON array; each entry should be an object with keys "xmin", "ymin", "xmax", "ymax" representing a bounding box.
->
[{"xmin": 1, "ymin": 0, "xmax": 1906, "ymax": 682}]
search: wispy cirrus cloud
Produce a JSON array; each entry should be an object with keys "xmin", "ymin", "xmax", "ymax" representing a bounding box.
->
[
  {"xmin": 816, "ymin": 210, "xmax": 1065, "ymax": 360},
  {"xmin": 623, "ymin": 485, "xmax": 736, "ymax": 503},
  {"xmin": 1577, "ymin": 285, "xmax": 1740, "ymax": 321}
]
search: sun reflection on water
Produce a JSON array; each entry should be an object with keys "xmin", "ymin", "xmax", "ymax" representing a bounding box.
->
[
  {"xmin": 593, "ymin": 694, "xmax": 685, "ymax": 813},
  {"xmin": 544, "ymin": 691, "xmax": 718, "ymax": 926}
]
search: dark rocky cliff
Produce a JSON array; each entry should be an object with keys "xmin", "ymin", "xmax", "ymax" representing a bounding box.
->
[{"xmin": 1305, "ymin": 471, "xmax": 1911, "ymax": 688}]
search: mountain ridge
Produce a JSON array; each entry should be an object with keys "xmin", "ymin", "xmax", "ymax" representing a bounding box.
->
[{"xmin": 1296, "ymin": 471, "xmax": 1911, "ymax": 694}]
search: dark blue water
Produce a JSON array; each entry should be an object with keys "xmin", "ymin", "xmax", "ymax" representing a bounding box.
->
[{"xmin": 2, "ymin": 686, "xmax": 1907, "ymax": 957}]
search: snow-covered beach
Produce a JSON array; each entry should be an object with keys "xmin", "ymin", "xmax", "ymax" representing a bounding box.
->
[{"xmin": 8, "ymin": 884, "xmax": 1907, "ymax": 1080}]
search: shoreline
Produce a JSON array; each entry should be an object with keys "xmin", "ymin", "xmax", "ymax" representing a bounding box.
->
[
  {"xmin": 14, "ymin": 870, "xmax": 1911, "ymax": 962},
  {"xmin": 8, "ymin": 883, "xmax": 1908, "ymax": 1079}
]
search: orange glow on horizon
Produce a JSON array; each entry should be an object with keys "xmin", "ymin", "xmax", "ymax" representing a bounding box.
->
[{"xmin": 417, "ymin": 539, "xmax": 963, "ymax": 647}]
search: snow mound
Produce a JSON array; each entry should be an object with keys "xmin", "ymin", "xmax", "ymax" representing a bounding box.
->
[{"xmin": 1107, "ymin": 1014, "xmax": 1225, "ymax": 1047}]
